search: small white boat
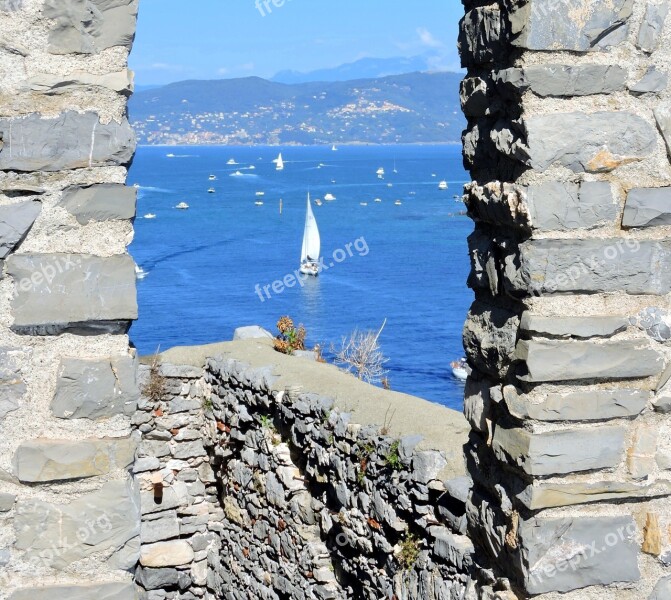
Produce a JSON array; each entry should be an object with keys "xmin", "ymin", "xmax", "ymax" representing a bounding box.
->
[
  {"xmin": 166, "ymin": 153, "xmax": 175, "ymax": 158},
  {"xmin": 374, "ymin": 198, "xmax": 382, "ymax": 203},
  {"xmin": 274, "ymin": 153, "xmax": 284, "ymax": 171},
  {"xmin": 314, "ymin": 198, "xmax": 323, "ymax": 206},
  {"xmin": 439, "ymin": 181, "xmax": 449, "ymax": 191},
  {"xmin": 207, "ymin": 188, "xmax": 216, "ymax": 194},
  {"xmin": 393, "ymin": 159, "xmax": 398, "ymax": 174},
  {"xmin": 331, "ymin": 179, "xmax": 336, "ymax": 184},
  {"xmin": 360, "ymin": 202, "xmax": 368, "ymax": 206},
  {"xmin": 395, "ymin": 200, "xmax": 402, "ymax": 205},
  {"xmin": 227, "ymin": 159, "xmax": 237, "ymax": 165},
  {"xmin": 431, "ymin": 173, "xmax": 437, "ymax": 178},
  {"xmin": 248, "ymin": 165, "xmax": 256, "ymax": 170},
  {"xmin": 209, "ymin": 175, "xmax": 217, "ymax": 180},
  {"xmin": 299, "ymin": 192, "xmax": 321, "ymax": 277},
  {"xmin": 135, "ymin": 265, "xmax": 148, "ymax": 280},
  {"xmin": 409, "ymin": 191, "xmax": 416, "ymax": 196},
  {"xmin": 387, "ymin": 183, "xmax": 393, "ymax": 188},
  {"xmin": 451, "ymin": 358, "xmax": 471, "ymax": 382},
  {"xmin": 175, "ymin": 202, "xmax": 189, "ymax": 210},
  {"xmin": 132, "ymin": 183, "xmax": 141, "ymax": 189},
  {"xmin": 230, "ymin": 171, "xmax": 244, "ymax": 177},
  {"xmin": 376, "ymin": 167, "xmax": 385, "ymax": 177},
  {"xmin": 324, "ymin": 193, "xmax": 336, "ymax": 201},
  {"xmin": 256, "ymin": 191, "xmax": 265, "ymax": 197},
  {"xmin": 332, "ymin": 144, "xmax": 338, "ymax": 151},
  {"xmin": 255, "ymin": 201, "xmax": 264, "ymax": 206},
  {"xmin": 143, "ymin": 213, "xmax": 156, "ymax": 219}
]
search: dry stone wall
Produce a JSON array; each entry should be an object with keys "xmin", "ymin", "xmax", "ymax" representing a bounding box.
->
[
  {"xmin": 0, "ymin": 0, "xmax": 140, "ymax": 598},
  {"xmin": 460, "ymin": 0, "xmax": 671, "ymax": 598}
]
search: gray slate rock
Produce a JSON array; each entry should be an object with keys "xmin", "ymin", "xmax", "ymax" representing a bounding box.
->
[
  {"xmin": 10, "ymin": 583, "xmax": 141, "ymax": 600},
  {"xmin": 650, "ymin": 575, "xmax": 671, "ymax": 600},
  {"xmin": 13, "ymin": 437, "xmax": 136, "ymax": 482},
  {"xmin": 637, "ymin": 2, "xmax": 669, "ymax": 52},
  {"xmin": 519, "ymin": 516, "xmax": 639, "ymax": 594},
  {"xmin": 25, "ymin": 69, "xmax": 133, "ymax": 95},
  {"xmin": 51, "ymin": 355, "xmax": 139, "ymax": 420},
  {"xmin": 459, "ymin": 6, "xmax": 503, "ymax": 67},
  {"xmin": 0, "ymin": 112, "xmax": 135, "ymax": 172},
  {"xmin": 493, "ymin": 425, "xmax": 626, "ymax": 476},
  {"xmin": 629, "ymin": 67, "xmax": 668, "ymax": 94},
  {"xmin": 0, "ymin": 347, "xmax": 26, "ymax": 419},
  {"xmin": 6, "ymin": 253, "xmax": 137, "ymax": 335},
  {"xmin": 631, "ymin": 307, "xmax": 671, "ymax": 342},
  {"xmin": 135, "ymin": 566, "xmax": 180, "ymax": 590},
  {"xmin": 515, "ymin": 339, "xmax": 663, "ymax": 382},
  {"xmin": 523, "ymin": 111, "xmax": 657, "ymax": 172},
  {"xmin": 44, "ymin": 0, "xmax": 139, "ymax": 55},
  {"xmin": 0, "ymin": 492, "xmax": 15, "ymax": 511},
  {"xmin": 654, "ymin": 102, "xmax": 671, "ymax": 160},
  {"xmin": 498, "ymin": 64, "xmax": 627, "ymax": 97},
  {"xmin": 507, "ymin": 239, "xmax": 671, "ymax": 296},
  {"xmin": 509, "ymin": 0, "xmax": 634, "ymax": 51},
  {"xmin": 0, "ymin": 0, "xmax": 22, "ymax": 10},
  {"xmin": 14, "ymin": 480, "xmax": 140, "ymax": 570},
  {"xmin": 504, "ymin": 386, "xmax": 648, "ymax": 421},
  {"xmin": 622, "ymin": 187, "xmax": 671, "ymax": 227},
  {"xmin": 0, "ymin": 200, "xmax": 41, "ymax": 259},
  {"xmin": 60, "ymin": 184, "xmax": 137, "ymax": 224},
  {"xmin": 520, "ymin": 313, "xmax": 628, "ymax": 338}
]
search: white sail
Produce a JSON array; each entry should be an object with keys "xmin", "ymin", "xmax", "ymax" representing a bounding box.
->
[
  {"xmin": 301, "ymin": 193, "xmax": 320, "ymax": 264},
  {"xmin": 276, "ymin": 153, "xmax": 284, "ymax": 171}
]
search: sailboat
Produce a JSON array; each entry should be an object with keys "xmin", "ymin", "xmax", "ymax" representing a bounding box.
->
[
  {"xmin": 299, "ymin": 193, "xmax": 321, "ymax": 277},
  {"xmin": 332, "ymin": 144, "xmax": 338, "ymax": 151},
  {"xmin": 275, "ymin": 153, "xmax": 285, "ymax": 171}
]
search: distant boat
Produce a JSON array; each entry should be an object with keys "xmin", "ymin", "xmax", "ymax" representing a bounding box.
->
[
  {"xmin": 387, "ymin": 183, "xmax": 393, "ymax": 188},
  {"xmin": 360, "ymin": 202, "xmax": 368, "ymax": 206},
  {"xmin": 314, "ymin": 198, "xmax": 323, "ymax": 206},
  {"xmin": 143, "ymin": 213, "xmax": 156, "ymax": 219},
  {"xmin": 324, "ymin": 193, "xmax": 336, "ymax": 201},
  {"xmin": 132, "ymin": 183, "xmax": 141, "ymax": 189},
  {"xmin": 227, "ymin": 159, "xmax": 237, "ymax": 165},
  {"xmin": 209, "ymin": 174, "xmax": 217, "ymax": 181},
  {"xmin": 393, "ymin": 159, "xmax": 398, "ymax": 174},
  {"xmin": 255, "ymin": 201, "xmax": 264, "ymax": 206},
  {"xmin": 451, "ymin": 358, "xmax": 471, "ymax": 381},
  {"xmin": 431, "ymin": 173, "xmax": 437, "ymax": 177},
  {"xmin": 166, "ymin": 153, "xmax": 175, "ymax": 158},
  {"xmin": 230, "ymin": 171, "xmax": 244, "ymax": 177},
  {"xmin": 135, "ymin": 265, "xmax": 148, "ymax": 280},
  {"xmin": 207, "ymin": 188, "xmax": 216, "ymax": 194},
  {"xmin": 175, "ymin": 202, "xmax": 189, "ymax": 210},
  {"xmin": 299, "ymin": 193, "xmax": 321, "ymax": 277},
  {"xmin": 332, "ymin": 144, "xmax": 338, "ymax": 151},
  {"xmin": 409, "ymin": 191, "xmax": 416, "ymax": 196},
  {"xmin": 248, "ymin": 165, "xmax": 256, "ymax": 170},
  {"xmin": 439, "ymin": 181, "xmax": 448, "ymax": 191},
  {"xmin": 374, "ymin": 198, "xmax": 382, "ymax": 203},
  {"xmin": 275, "ymin": 153, "xmax": 284, "ymax": 171},
  {"xmin": 331, "ymin": 179, "xmax": 337, "ymax": 184},
  {"xmin": 256, "ymin": 191, "xmax": 265, "ymax": 196},
  {"xmin": 376, "ymin": 167, "xmax": 385, "ymax": 176},
  {"xmin": 395, "ymin": 200, "xmax": 402, "ymax": 205}
]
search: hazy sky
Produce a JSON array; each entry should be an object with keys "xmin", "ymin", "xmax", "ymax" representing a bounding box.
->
[{"xmin": 130, "ymin": 0, "xmax": 463, "ymax": 85}]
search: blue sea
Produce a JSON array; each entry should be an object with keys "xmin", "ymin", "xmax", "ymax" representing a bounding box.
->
[{"xmin": 128, "ymin": 144, "xmax": 474, "ymax": 411}]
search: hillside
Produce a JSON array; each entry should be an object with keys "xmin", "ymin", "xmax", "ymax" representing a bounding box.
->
[{"xmin": 129, "ymin": 72, "xmax": 465, "ymax": 146}]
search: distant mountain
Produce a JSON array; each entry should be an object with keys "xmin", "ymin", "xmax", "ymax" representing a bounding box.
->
[
  {"xmin": 272, "ymin": 55, "xmax": 435, "ymax": 84},
  {"xmin": 129, "ymin": 71, "xmax": 465, "ymax": 146}
]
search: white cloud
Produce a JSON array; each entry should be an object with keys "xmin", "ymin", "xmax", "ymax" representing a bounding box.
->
[{"xmin": 416, "ymin": 27, "xmax": 444, "ymax": 49}]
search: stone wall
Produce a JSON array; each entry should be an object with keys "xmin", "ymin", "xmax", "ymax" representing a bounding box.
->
[
  {"xmin": 0, "ymin": 0, "xmax": 140, "ymax": 598},
  {"xmin": 460, "ymin": 0, "xmax": 671, "ymax": 597},
  {"xmin": 131, "ymin": 340, "xmax": 474, "ymax": 600}
]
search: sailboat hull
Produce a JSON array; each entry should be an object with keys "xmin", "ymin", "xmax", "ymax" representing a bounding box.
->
[{"xmin": 299, "ymin": 262, "xmax": 320, "ymax": 277}]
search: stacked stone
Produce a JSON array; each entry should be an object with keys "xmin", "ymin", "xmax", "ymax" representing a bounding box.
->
[
  {"xmin": 460, "ymin": 0, "xmax": 671, "ymax": 598},
  {"xmin": 201, "ymin": 357, "xmax": 474, "ymax": 600},
  {"xmin": 0, "ymin": 0, "xmax": 141, "ymax": 597},
  {"xmin": 133, "ymin": 364, "xmax": 224, "ymax": 600}
]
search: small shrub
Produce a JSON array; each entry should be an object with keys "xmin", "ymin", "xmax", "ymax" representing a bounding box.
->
[
  {"xmin": 142, "ymin": 350, "xmax": 166, "ymax": 404},
  {"xmin": 333, "ymin": 320, "xmax": 389, "ymax": 383},
  {"xmin": 273, "ymin": 316, "xmax": 306, "ymax": 355},
  {"xmin": 259, "ymin": 414, "xmax": 276, "ymax": 431},
  {"xmin": 384, "ymin": 440, "xmax": 403, "ymax": 471},
  {"xmin": 398, "ymin": 533, "xmax": 421, "ymax": 570},
  {"xmin": 202, "ymin": 397, "xmax": 213, "ymax": 411}
]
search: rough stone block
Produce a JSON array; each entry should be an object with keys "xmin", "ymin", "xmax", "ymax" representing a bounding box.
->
[
  {"xmin": 520, "ymin": 313, "xmax": 628, "ymax": 338},
  {"xmin": 459, "ymin": 6, "xmax": 504, "ymax": 67},
  {"xmin": 0, "ymin": 112, "xmax": 135, "ymax": 172},
  {"xmin": 509, "ymin": 0, "xmax": 634, "ymax": 51},
  {"xmin": 141, "ymin": 515, "xmax": 180, "ymax": 544},
  {"xmin": 506, "ymin": 239, "xmax": 671, "ymax": 296},
  {"xmin": 492, "ymin": 425, "xmax": 626, "ymax": 476},
  {"xmin": 522, "ymin": 112, "xmax": 657, "ymax": 173},
  {"xmin": 51, "ymin": 355, "xmax": 139, "ymax": 420},
  {"xmin": 9, "ymin": 583, "xmax": 141, "ymax": 600},
  {"xmin": 504, "ymin": 386, "xmax": 648, "ymax": 422},
  {"xmin": 515, "ymin": 339, "xmax": 663, "ymax": 382},
  {"xmin": 14, "ymin": 437, "xmax": 135, "ymax": 482},
  {"xmin": 622, "ymin": 187, "xmax": 671, "ymax": 228},
  {"xmin": 629, "ymin": 67, "xmax": 668, "ymax": 94},
  {"xmin": 497, "ymin": 64, "xmax": 627, "ymax": 97},
  {"xmin": 44, "ymin": 0, "xmax": 139, "ymax": 55},
  {"xmin": 135, "ymin": 566, "xmax": 180, "ymax": 590},
  {"xmin": 0, "ymin": 200, "xmax": 41, "ymax": 259},
  {"xmin": 140, "ymin": 540, "xmax": 194, "ymax": 567},
  {"xmin": 60, "ymin": 184, "xmax": 137, "ymax": 224},
  {"xmin": 638, "ymin": 2, "xmax": 669, "ymax": 52},
  {"xmin": 25, "ymin": 69, "xmax": 134, "ymax": 95},
  {"xmin": 0, "ymin": 492, "xmax": 15, "ymax": 511},
  {"xmin": 14, "ymin": 480, "xmax": 140, "ymax": 570},
  {"xmin": 518, "ymin": 515, "xmax": 640, "ymax": 594},
  {"xmin": 6, "ymin": 253, "xmax": 137, "ymax": 335},
  {"xmin": 233, "ymin": 325, "xmax": 273, "ymax": 341},
  {"xmin": 655, "ymin": 103, "xmax": 671, "ymax": 160}
]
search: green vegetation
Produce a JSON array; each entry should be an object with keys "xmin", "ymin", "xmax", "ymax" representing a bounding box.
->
[
  {"xmin": 398, "ymin": 533, "xmax": 421, "ymax": 570},
  {"xmin": 384, "ymin": 441, "xmax": 403, "ymax": 471},
  {"xmin": 273, "ymin": 316, "xmax": 306, "ymax": 355}
]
